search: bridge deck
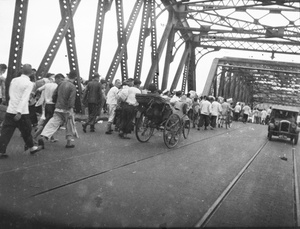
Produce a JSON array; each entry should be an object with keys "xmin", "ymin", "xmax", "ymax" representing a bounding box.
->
[{"xmin": 0, "ymin": 120, "xmax": 298, "ymax": 228}]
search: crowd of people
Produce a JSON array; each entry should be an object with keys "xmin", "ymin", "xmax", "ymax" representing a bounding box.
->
[{"xmin": 0, "ymin": 62, "xmax": 272, "ymax": 159}]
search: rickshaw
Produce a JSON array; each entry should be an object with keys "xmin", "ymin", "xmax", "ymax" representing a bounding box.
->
[{"xmin": 135, "ymin": 94, "xmax": 190, "ymax": 148}]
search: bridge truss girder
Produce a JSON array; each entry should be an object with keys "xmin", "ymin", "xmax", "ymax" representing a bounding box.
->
[
  {"xmin": 5, "ymin": 0, "xmax": 300, "ymax": 112},
  {"xmin": 203, "ymin": 57, "xmax": 300, "ymax": 107}
]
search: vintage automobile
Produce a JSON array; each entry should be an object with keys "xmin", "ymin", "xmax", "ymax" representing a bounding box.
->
[{"xmin": 268, "ymin": 105, "xmax": 300, "ymax": 144}]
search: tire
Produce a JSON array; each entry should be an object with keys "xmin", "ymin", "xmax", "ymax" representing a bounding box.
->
[
  {"xmin": 135, "ymin": 113, "xmax": 154, "ymax": 142},
  {"xmin": 182, "ymin": 118, "xmax": 190, "ymax": 139},
  {"xmin": 294, "ymin": 134, "xmax": 299, "ymax": 145},
  {"xmin": 268, "ymin": 132, "xmax": 272, "ymax": 141},
  {"xmin": 163, "ymin": 114, "xmax": 181, "ymax": 148}
]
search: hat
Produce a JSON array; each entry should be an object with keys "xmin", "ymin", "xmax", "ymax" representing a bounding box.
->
[
  {"xmin": 134, "ymin": 79, "xmax": 141, "ymax": 85},
  {"xmin": 148, "ymin": 83, "xmax": 157, "ymax": 93}
]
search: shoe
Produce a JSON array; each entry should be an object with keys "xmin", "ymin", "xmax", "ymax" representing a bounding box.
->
[
  {"xmin": 38, "ymin": 139, "xmax": 45, "ymax": 149},
  {"xmin": 50, "ymin": 138, "xmax": 58, "ymax": 143},
  {"xmin": 30, "ymin": 145, "xmax": 42, "ymax": 155},
  {"xmin": 82, "ymin": 123, "xmax": 86, "ymax": 133},
  {"xmin": 24, "ymin": 144, "xmax": 29, "ymax": 151},
  {"xmin": 90, "ymin": 129, "xmax": 95, "ymax": 132},
  {"xmin": 105, "ymin": 131, "xmax": 112, "ymax": 135},
  {"xmin": 197, "ymin": 127, "xmax": 200, "ymax": 131},
  {"xmin": 0, "ymin": 154, "xmax": 8, "ymax": 159},
  {"xmin": 65, "ymin": 144, "xmax": 75, "ymax": 148}
]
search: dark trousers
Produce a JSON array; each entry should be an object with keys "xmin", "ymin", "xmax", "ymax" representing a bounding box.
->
[
  {"xmin": 29, "ymin": 104, "xmax": 38, "ymax": 126},
  {"xmin": 199, "ymin": 114, "xmax": 210, "ymax": 129},
  {"xmin": 234, "ymin": 112, "xmax": 240, "ymax": 121},
  {"xmin": 120, "ymin": 103, "xmax": 135, "ymax": 134},
  {"xmin": 210, "ymin": 115, "xmax": 217, "ymax": 128},
  {"xmin": 0, "ymin": 113, "xmax": 34, "ymax": 154},
  {"xmin": 85, "ymin": 103, "xmax": 99, "ymax": 129},
  {"xmin": 243, "ymin": 114, "xmax": 249, "ymax": 123}
]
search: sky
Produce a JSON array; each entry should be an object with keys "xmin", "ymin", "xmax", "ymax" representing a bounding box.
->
[{"xmin": 0, "ymin": 0, "xmax": 299, "ymax": 93}]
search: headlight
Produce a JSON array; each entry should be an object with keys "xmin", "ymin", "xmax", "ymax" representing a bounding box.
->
[
  {"xmin": 275, "ymin": 121, "xmax": 279, "ymax": 126},
  {"xmin": 292, "ymin": 123, "xmax": 297, "ymax": 129},
  {"xmin": 269, "ymin": 123, "xmax": 275, "ymax": 129}
]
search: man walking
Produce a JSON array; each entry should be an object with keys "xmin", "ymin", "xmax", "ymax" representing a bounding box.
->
[
  {"xmin": 198, "ymin": 95, "xmax": 211, "ymax": 130},
  {"xmin": 0, "ymin": 64, "xmax": 43, "ymax": 158},
  {"xmin": 82, "ymin": 73, "xmax": 102, "ymax": 133},
  {"xmin": 40, "ymin": 70, "xmax": 78, "ymax": 148},
  {"xmin": 33, "ymin": 73, "xmax": 65, "ymax": 142},
  {"xmin": 105, "ymin": 79, "xmax": 121, "ymax": 134}
]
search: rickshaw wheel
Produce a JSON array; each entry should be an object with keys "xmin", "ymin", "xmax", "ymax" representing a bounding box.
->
[
  {"xmin": 163, "ymin": 114, "xmax": 181, "ymax": 148},
  {"xmin": 135, "ymin": 112, "xmax": 154, "ymax": 142},
  {"xmin": 183, "ymin": 118, "xmax": 190, "ymax": 139}
]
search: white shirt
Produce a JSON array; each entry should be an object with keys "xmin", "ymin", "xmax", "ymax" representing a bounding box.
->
[
  {"xmin": 234, "ymin": 104, "xmax": 241, "ymax": 113},
  {"xmin": 211, "ymin": 101, "xmax": 222, "ymax": 116},
  {"xmin": 117, "ymin": 85, "xmax": 129, "ymax": 102},
  {"xmin": 243, "ymin": 105, "xmax": 251, "ymax": 115},
  {"xmin": 126, "ymin": 86, "xmax": 141, "ymax": 106},
  {"xmin": 170, "ymin": 95, "xmax": 180, "ymax": 105},
  {"xmin": 106, "ymin": 86, "xmax": 119, "ymax": 105},
  {"xmin": 7, "ymin": 74, "xmax": 33, "ymax": 114},
  {"xmin": 200, "ymin": 100, "xmax": 211, "ymax": 115},
  {"xmin": 39, "ymin": 82, "xmax": 58, "ymax": 104}
]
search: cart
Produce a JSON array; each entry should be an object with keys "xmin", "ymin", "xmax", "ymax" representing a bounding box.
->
[{"xmin": 135, "ymin": 94, "xmax": 190, "ymax": 148}]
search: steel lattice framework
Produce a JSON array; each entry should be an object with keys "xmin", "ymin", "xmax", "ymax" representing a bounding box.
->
[{"xmin": 5, "ymin": 0, "xmax": 300, "ymax": 112}]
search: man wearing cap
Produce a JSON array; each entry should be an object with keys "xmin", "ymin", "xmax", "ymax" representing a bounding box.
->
[{"xmin": 0, "ymin": 64, "xmax": 43, "ymax": 158}]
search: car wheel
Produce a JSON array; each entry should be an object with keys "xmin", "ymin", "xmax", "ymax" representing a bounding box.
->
[
  {"xmin": 268, "ymin": 132, "xmax": 272, "ymax": 141},
  {"xmin": 294, "ymin": 134, "xmax": 299, "ymax": 145}
]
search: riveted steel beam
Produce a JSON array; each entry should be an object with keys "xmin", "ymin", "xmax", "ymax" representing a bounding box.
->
[
  {"xmin": 105, "ymin": 0, "xmax": 143, "ymax": 84},
  {"xmin": 6, "ymin": 0, "xmax": 29, "ymax": 102},
  {"xmin": 89, "ymin": 0, "xmax": 112, "ymax": 80}
]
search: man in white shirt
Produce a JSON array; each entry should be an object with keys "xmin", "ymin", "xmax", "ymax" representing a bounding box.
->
[
  {"xmin": 118, "ymin": 79, "xmax": 141, "ymax": 139},
  {"xmin": 105, "ymin": 79, "xmax": 121, "ymax": 134},
  {"xmin": 0, "ymin": 64, "xmax": 43, "ymax": 158},
  {"xmin": 210, "ymin": 97, "xmax": 222, "ymax": 129},
  {"xmin": 242, "ymin": 103, "xmax": 252, "ymax": 123},
  {"xmin": 234, "ymin": 102, "xmax": 241, "ymax": 121},
  {"xmin": 33, "ymin": 73, "xmax": 65, "ymax": 142},
  {"xmin": 198, "ymin": 95, "xmax": 211, "ymax": 130},
  {"xmin": 170, "ymin": 91, "xmax": 182, "ymax": 106}
]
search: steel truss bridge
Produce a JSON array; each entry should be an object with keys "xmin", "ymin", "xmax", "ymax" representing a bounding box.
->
[{"xmin": 5, "ymin": 0, "xmax": 300, "ymax": 112}]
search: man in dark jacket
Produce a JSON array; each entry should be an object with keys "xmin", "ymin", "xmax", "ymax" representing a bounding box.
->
[
  {"xmin": 40, "ymin": 70, "xmax": 77, "ymax": 148},
  {"xmin": 82, "ymin": 73, "xmax": 102, "ymax": 132}
]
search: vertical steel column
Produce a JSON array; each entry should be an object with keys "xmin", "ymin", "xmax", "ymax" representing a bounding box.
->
[
  {"xmin": 231, "ymin": 72, "xmax": 237, "ymax": 102},
  {"xmin": 181, "ymin": 54, "xmax": 190, "ymax": 94},
  {"xmin": 144, "ymin": 10, "xmax": 176, "ymax": 88},
  {"xmin": 150, "ymin": 0, "xmax": 159, "ymax": 88},
  {"xmin": 227, "ymin": 70, "xmax": 232, "ymax": 99},
  {"xmin": 105, "ymin": 0, "xmax": 143, "ymax": 84},
  {"xmin": 187, "ymin": 45, "xmax": 196, "ymax": 92},
  {"xmin": 133, "ymin": 0, "xmax": 151, "ymax": 80},
  {"xmin": 161, "ymin": 26, "xmax": 175, "ymax": 91},
  {"xmin": 202, "ymin": 58, "xmax": 219, "ymax": 96},
  {"xmin": 218, "ymin": 68, "xmax": 225, "ymax": 97},
  {"xmin": 170, "ymin": 44, "xmax": 190, "ymax": 92},
  {"xmin": 36, "ymin": 0, "xmax": 81, "ymax": 78},
  {"xmin": 6, "ymin": 0, "xmax": 29, "ymax": 102},
  {"xmin": 89, "ymin": 0, "xmax": 112, "ymax": 80},
  {"xmin": 60, "ymin": 0, "xmax": 82, "ymax": 113},
  {"xmin": 115, "ymin": 0, "xmax": 128, "ymax": 81}
]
